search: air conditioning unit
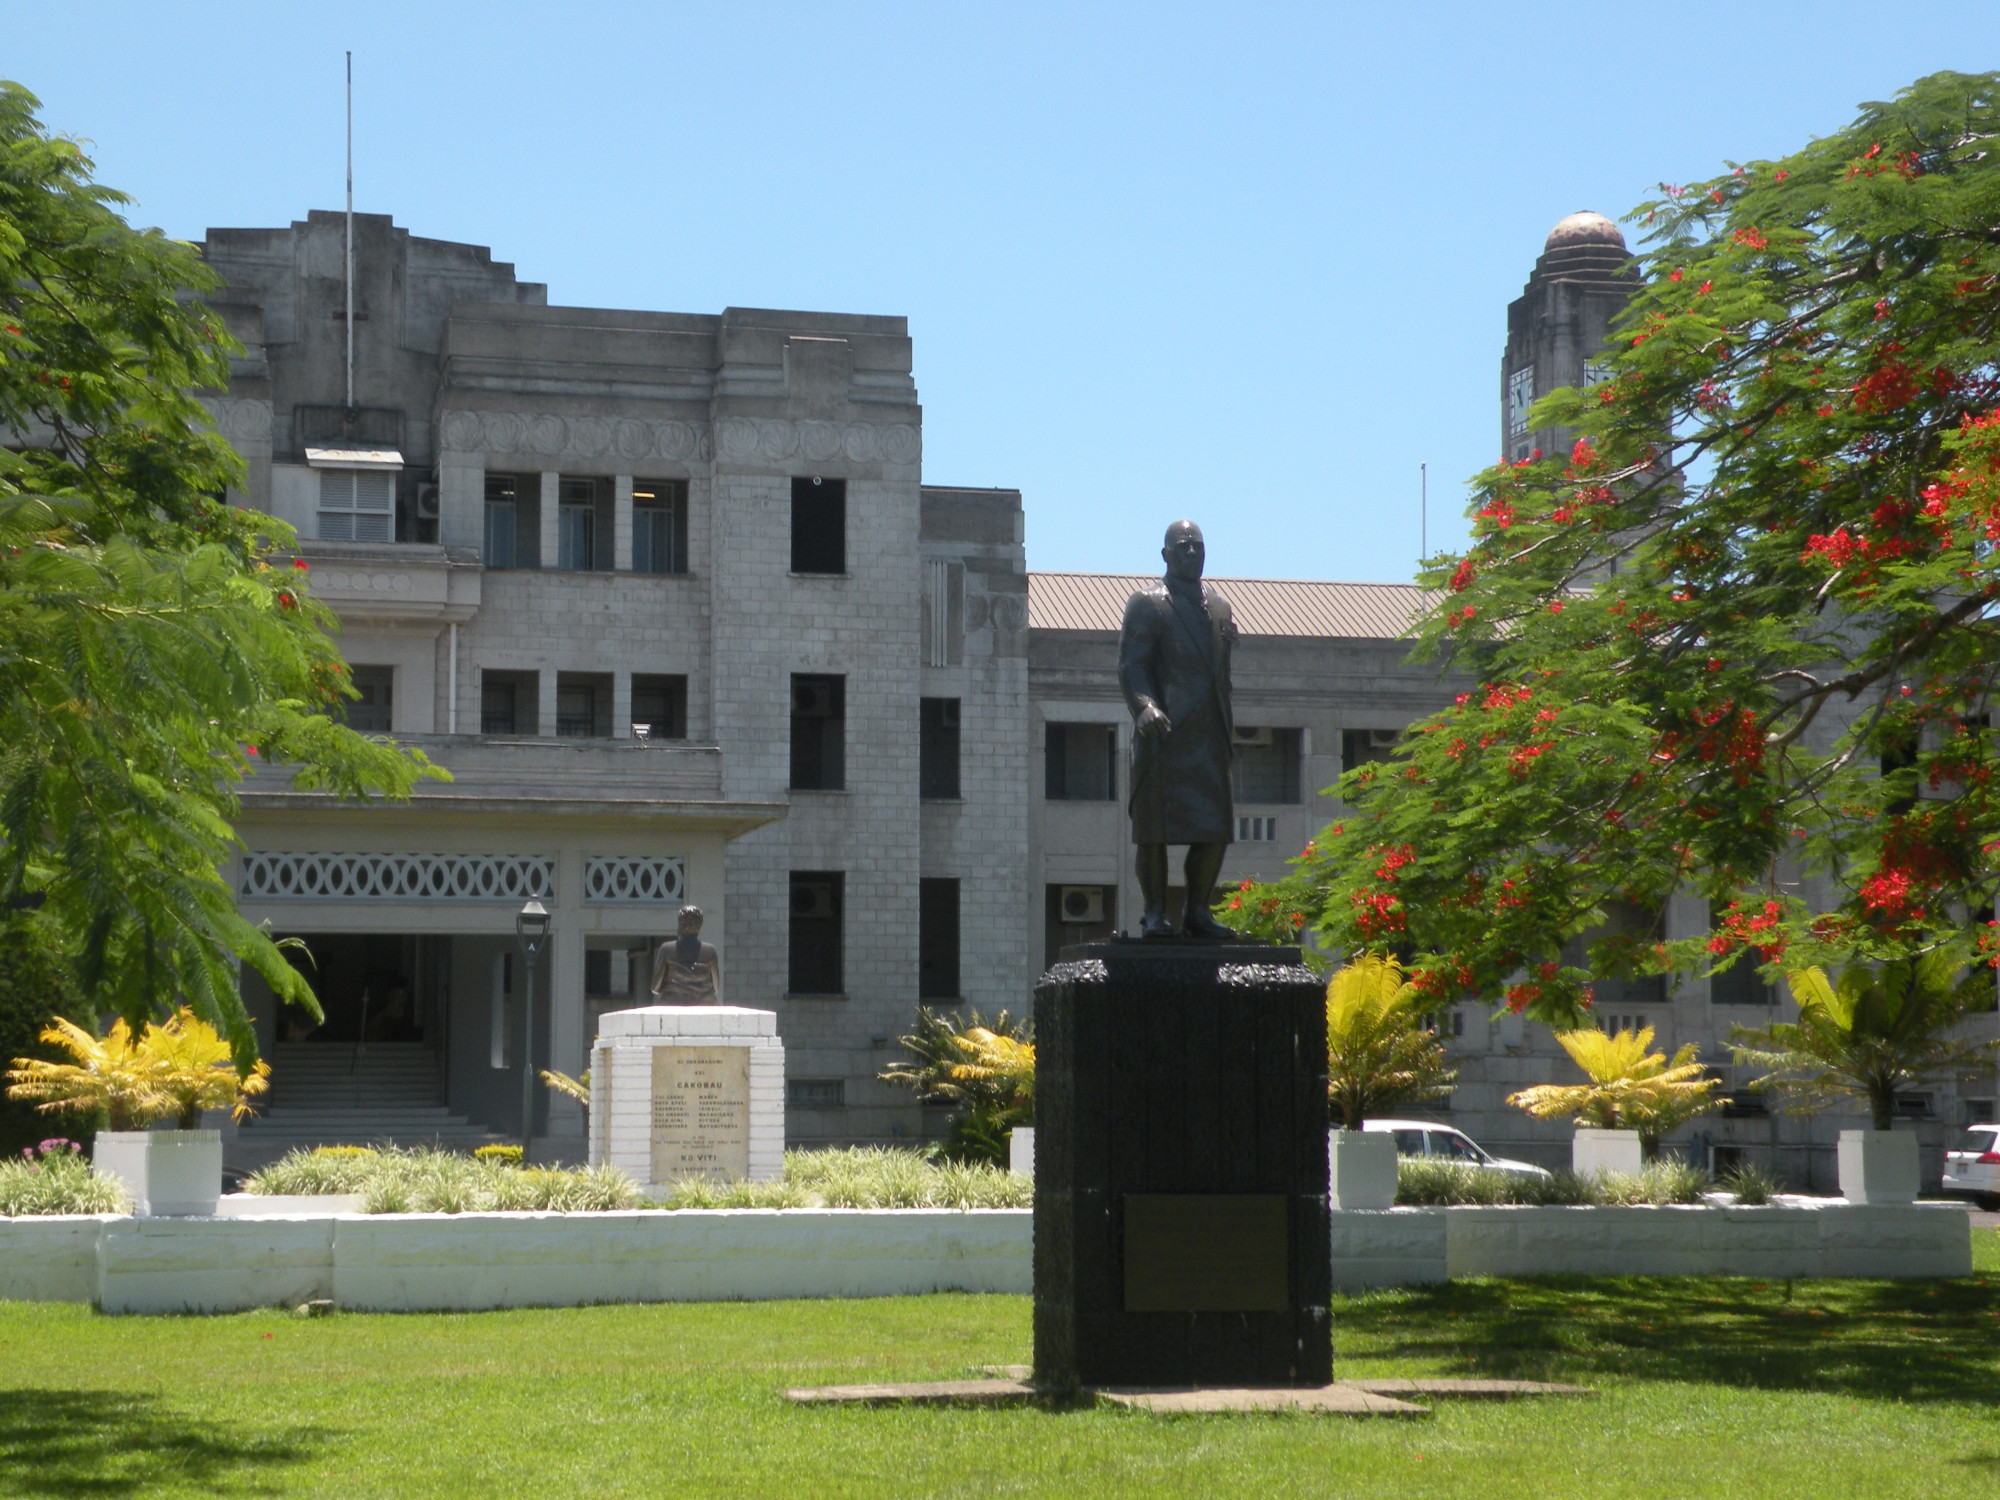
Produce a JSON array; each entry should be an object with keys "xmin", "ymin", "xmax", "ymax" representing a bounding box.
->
[
  {"xmin": 1365, "ymin": 728, "xmax": 1399, "ymax": 751},
  {"xmin": 792, "ymin": 881, "xmax": 837, "ymax": 919},
  {"xmin": 1233, "ymin": 726, "xmax": 1274, "ymax": 747},
  {"xmin": 415, "ymin": 483, "xmax": 440, "ymax": 520},
  {"xmin": 1060, "ymin": 886, "xmax": 1105, "ymax": 924},
  {"xmin": 793, "ymin": 681, "xmax": 837, "ymax": 717}
]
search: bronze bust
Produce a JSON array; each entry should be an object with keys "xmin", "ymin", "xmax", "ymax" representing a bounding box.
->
[
  {"xmin": 1118, "ymin": 520, "xmax": 1238, "ymax": 940},
  {"xmin": 649, "ymin": 904, "xmax": 724, "ymax": 1004}
]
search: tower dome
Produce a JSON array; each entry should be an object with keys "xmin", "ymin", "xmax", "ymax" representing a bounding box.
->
[{"xmin": 1543, "ymin": 211, "xmax": 1626, "ymax": 253}]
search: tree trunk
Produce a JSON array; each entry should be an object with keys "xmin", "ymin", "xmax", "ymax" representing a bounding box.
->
[{"xmin": 1870, "ymin": 1088, "xmax": 1895, "ymax": 1133}]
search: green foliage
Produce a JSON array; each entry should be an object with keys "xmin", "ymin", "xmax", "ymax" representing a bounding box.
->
[
  {"xmin": 1324, "ymin": 953, "xmax": 1456, "ymax": 1129},
  {"xmin": 243, "ymin": 1143, "xmax": 1034, "ymax": 1212},
  {"xmin": 1238, "ymin": 71, "xmax": 2000, "ymax": 1025},
  {"xmin": 1507, "ymin": 1026, "xmax": 1721, "ymax": 1156},
  {"xmin": 5, "ymin": 1008, "xmax": 269, "ymax": 1129},
  {"xmin": 472, "ymin": 1144, "xmax": 524, "ymax": 1167},
  {"xmin": 0, "ymin": 910, "xmax": 91, "ymax": 1157},
  {"xmin": 1733, "ymin": 950, "xmax": 2000, "ymax": 1130},
  {"xmin": 0, "ymin": 80, "xmax": 441, "ymax": 1067},
  {"xmin": 1720, "ymin": 1160, "xmax": 1785, "ymax": 1205},
  {"xmin": 879, "ymin": 1006, "xmax": 1033, "ymax": 1164},
  {"xmin": 539, "ymin": 1069, "xmax": 590, "ymax": 1105},
  {"xmin": 0, "ymin": 1137, "xmax": 125, "ymax": 1214},
  {"xmin": 1394, "ymin": 1157, "xmax": 1707, "ymax": 1206}
]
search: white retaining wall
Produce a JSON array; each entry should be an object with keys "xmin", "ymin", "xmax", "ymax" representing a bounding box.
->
[{"xmin": 0, "ymin": 1200, "xmax": 1972, "ymax": 1313}]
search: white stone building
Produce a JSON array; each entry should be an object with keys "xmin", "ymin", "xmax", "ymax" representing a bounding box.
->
[{"xmin": 206, "ymin": 211, "xmax": 1030, "ymax": 1166}]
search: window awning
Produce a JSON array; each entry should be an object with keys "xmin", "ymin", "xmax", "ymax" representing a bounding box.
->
[{"xmin": 305, "ymin": 447, "xmax": 404, "ymax": 471}]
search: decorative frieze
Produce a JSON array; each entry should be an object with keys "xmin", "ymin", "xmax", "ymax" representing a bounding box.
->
[
  {"xmin": 238, "ymin": 851, "xmax": 554, "ymax": 902},
  {"xmin": 582, "ymin": 856, "xmax": 686, "ymax": 905},
  {"xmin": 438, "ymin": 409, "xmax": 711, "ymax": 463}
]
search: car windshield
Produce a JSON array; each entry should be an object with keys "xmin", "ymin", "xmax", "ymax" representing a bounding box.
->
[
  {"xmin": 1953, "ymin": 1128, "xmax": 1998, "ymax": 1154},
  {"xmin": 1430, "ymin": 1131, "xmax": 1488, "ymax": 1163}
]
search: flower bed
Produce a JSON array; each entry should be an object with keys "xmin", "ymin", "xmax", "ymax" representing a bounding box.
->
[
  {"xmin": 246, "ymin": 1146, "xmax": 1032, "ymax": 1214},
  {"xmin": 1396, "ymin": 1157, "xmax": 1709, "ymax": 1207},
  {"xmin": 0, "ymin": 1140, "xmax": 127, "ymax": 1216}
]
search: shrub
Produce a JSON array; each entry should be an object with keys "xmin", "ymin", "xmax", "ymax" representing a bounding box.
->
[
  {"xmin": 6, "ymin": 1009, "xmax": 269, "ymax": 1130},
  {"xmin": 0, "ymin": 914, "xmax": 92, "ymax": 1160},
  {"xmin": 1324, "ymin": 953, "xmax": 1455, "ymax": 1129},
  {"xmin": 1507, "ymin": 1026, "xmax": 1721, "ymax": 1158},
  {"xmin": 1393, "ymin": 1158, "xmax": 1707, "ymax": 1207},
  {"xmin": 879, "ymin": 1008, "xmax": 1033, "ymax": 1165},
  {"xmin": 0, "ymin": 1139, "xmax": 128, "ymax": 1215},
  {"xmin": 473, "ymin": 1144, "xmax": 523, "ymax": 1166},
  {"xmin": 250, "ymin": 1147, "xmax": 380, "ymax": 1194},
  {"xmin": 1720, "ymin": 1161, "xmax": 1784, "ymax": 1205}
]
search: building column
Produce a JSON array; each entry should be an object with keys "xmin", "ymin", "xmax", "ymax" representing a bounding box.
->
[
  {"xmin": 614, "ymin": 474, "xmax": 634, "ymax": 572},
  {"xmin": 538, "ymin": 668, "xmax": 557, "ymax": 738},
  {"xmin": 544, "ymin": 878, "xmax": 587, "ymax": 1154},
  {"xmin": 439, "ymin": 457, "xmax": 485, "ymax": 552},
  {"xmin": 612, "ymin": 670, "xmax": 632, "ymax": 740},
  {"xmin": 539, "ymin": 471, "xmax": 560, "ymax": 569}
]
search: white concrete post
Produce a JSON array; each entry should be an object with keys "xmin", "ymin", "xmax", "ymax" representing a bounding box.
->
[
  {"xmin": 537, "ymin": 668, "xmax": 557, "ymax": 738},
  {"xmin": 614, "ymin": 475, "xmax": 634, "ymax": 572},
  {"xmin": 612, "ymin": 671, "xmax": 632, "ymax": 740},
  {"xmin": 538, "ymin": 471, "xmax": 560, "ymax": 569}
]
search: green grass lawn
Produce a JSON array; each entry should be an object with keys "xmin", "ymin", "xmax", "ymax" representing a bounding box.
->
[{"xmin": 1, "ymin": 1227, "xmax": 1996, "ymax": 1499}]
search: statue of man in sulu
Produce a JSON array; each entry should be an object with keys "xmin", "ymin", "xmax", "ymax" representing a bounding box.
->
[
  {"xmin": 1118, "ymin": 519, "xmax": 1239, "ymax": 941},
  {"xmin": 650, "ymin": 904, "xmax": 724, "ymax": 1005}
]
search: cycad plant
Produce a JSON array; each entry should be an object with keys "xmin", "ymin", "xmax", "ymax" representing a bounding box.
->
[
  {"xmin": 6, "ymin": 1009, "xmax": 270, "ymax": 1130},
  {"xmin": 879, "ymin": 1007, "xmax": 1034, "ymax": 1164},
  {"xmin": 1508, "ymin": 1026, "xmax": 1721, "ymax": 1158},
  {"xmin": 1325, "ymin": 953, "xmax": 1456, "ymax": 1130},
  {"xmin": 1733, "ymin": 948, "xmax": 2000, "ymax": 1132}
]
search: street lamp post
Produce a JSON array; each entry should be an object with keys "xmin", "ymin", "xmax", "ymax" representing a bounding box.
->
[{"xmin": 514, "ymin": 899, "xmax": 551, "ymax": 1158}]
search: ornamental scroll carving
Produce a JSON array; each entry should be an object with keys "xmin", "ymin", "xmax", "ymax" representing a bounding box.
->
[
  {"xmin": 439, "ymin": 409, "xmax": 712, "ymax": 463},
  {"xmin": 714, "ymin": 417, "xmax": 920, "ymax": 466}
]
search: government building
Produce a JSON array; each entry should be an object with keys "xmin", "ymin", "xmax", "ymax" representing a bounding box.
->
[{"xmin": 200, "ymin": 208, "xmax": 1992, "ymax": 1189}]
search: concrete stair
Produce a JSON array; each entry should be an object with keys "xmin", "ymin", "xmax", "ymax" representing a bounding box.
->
[{"xmin": 233, "ymin": 1042, "xmax": 512, "ymax": 1167}]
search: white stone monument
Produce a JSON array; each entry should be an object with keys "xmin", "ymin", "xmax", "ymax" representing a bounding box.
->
[{"xmin": 588, "ymin": 1007, "xmax": 784, "ymax": 1188}]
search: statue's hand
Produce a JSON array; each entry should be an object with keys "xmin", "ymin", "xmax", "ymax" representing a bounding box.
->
[{"xmin": 1135, "ymin": 702, "xmax": 1170, "ymax": 739}]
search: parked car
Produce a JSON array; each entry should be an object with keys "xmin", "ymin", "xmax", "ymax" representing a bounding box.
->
[
  {"xmin": 1362, "ymin": 1119, "xmax": 1551, "ymax": 1178},
  {"xmin": 1942, "ymin": 1123, "xmax": 2000, "ymax": 1209}
]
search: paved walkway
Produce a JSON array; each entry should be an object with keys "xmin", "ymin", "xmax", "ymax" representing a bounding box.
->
[{"xmin": 1971, "ymin": 1210, "xmax": 1998, "ymax": 1231}]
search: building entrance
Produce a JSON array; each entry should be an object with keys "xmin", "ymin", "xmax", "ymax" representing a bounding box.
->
[{"xmin": 275, "ymin": 933, "xmax": 449, "ymax": 1046}]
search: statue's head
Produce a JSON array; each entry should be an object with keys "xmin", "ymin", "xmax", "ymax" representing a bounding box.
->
[
  {"xmin": 676, "ymin": 904, "xmax": 704, "ymax": 937},
  {"xmin": 1162, "ymin": 520, "xmax": 1205, "ymax": 583}
]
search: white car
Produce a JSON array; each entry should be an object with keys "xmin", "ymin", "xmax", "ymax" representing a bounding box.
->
[
  {"xmin": 1363, "ymin": 1118, "xmax": 1552, "ymax": 1178},
  {"xmin": 1943, "ymin": 1123, "xmax": 2000, "ymax": 1208}
]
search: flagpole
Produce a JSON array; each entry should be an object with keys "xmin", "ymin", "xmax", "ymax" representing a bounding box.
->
[{"xmin": 344, "ymin": 50, "xmax": 354, "ymax": 410}]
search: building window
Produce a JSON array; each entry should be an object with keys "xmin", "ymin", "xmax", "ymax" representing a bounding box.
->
[
  {"xmin": 791, "ymin": 476, "xmax": 845, "ymax": 574},
  {"xmin": 1507, "ymin": 366, "xmax": 1535, "ymax": 437},
  {"xmin": 791, "ymin": 674, "xmax": 845, "ymax": 790},
  {"xmin": 484, "ymin": 473, "xmax": 533, "ymax": 568},
  {"xmin": 556, "ymin": 672, "xmax": 612, "ymax": 738},
  {"xmin": 1045, "ymin": 723, "xmax": 1117, "ymax": 800},
  {"xmin": 921, "ymin": 698, "xmax": 961, "ymax": 799},
  {"xmin": 631, "ymin": 674, "xmax": 687, "ymax": 739},
  {"xmin": 1045, "ymin": 883, "xmax": 1116, "ymax": 970},
  {"xmin": 788, "ymin": 1078, "xmax": 846, "ymax": 1110},
  {"xmin": 341, "ymin": 665, "xmax": 394, "ymax": 733},
  {"xmin": 1237, "ymin": 815, "xmax": 1278, "ymax": 843},
  {"xmin": 481, "ymin": 670, "xmax": 537, "ymax": 735},
  {"xmin": 788, "ymin": 871, "xmax": 843, "ymax": 995},
  {"xmin": 919, "ymin": 878, "xmax": 960, "ymax": 999},
  {"xmin": 633, "ymin": 479, "xmax": 688, "ymax": 574},
  {"xmin": 1232, "ymin": 727, "xmax": 1301, "ymax": 804},
  {"xmin": 317, "ymin": 469, "xmax": 395, "ymax": 542},
  {"xmin": 1710, "ymin": 953, "xmax": 1776, "ymax": 1006},
  {"xmin": 558, "ymin": 477, "xmax": 603, "ymax": 571},
  {"xmin": 1341, "ymin": 728, "xmax": 1399, "ymax": 775}
]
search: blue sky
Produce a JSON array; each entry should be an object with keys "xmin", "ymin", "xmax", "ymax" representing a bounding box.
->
[{"xmin": 7, "ymin": 3, "xmax": 1995, "ymax": 581}]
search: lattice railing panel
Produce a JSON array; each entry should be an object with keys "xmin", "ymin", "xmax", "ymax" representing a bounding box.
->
[
  {"xmin": 239, "ymin": 852, "xmax": 554, "ymax": 902},
  {"xmin": 583, "ymin": 856, "xmax": 685, "ymax": 904}
]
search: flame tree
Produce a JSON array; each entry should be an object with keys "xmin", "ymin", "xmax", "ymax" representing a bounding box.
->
[{"xmin": 1239, "ymin": 71, "xmax": 2000, "ymax": 1027}]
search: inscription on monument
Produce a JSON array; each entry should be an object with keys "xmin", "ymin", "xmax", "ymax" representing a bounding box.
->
[{"xmin": 649, "ymin": 1046, "xmax": 751, "ymax": 1183}]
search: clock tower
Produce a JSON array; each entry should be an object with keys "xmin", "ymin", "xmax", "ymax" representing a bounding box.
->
[{"xmin": 1501, "ymin": 211, "xmax": 1641, "ymax": 463}]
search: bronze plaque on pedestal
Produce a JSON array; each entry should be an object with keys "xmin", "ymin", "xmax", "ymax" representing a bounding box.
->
[
  {"xmin": 649, "ymin": 1046, "xmax": 751, "ymax": 1183},
  {"xmin": 1122, "ymin": 1194, "xmax": 1290, "ymax": 1312}
]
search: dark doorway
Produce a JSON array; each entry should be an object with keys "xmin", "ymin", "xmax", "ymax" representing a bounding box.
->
[{"xmin": 275, "ymin": 933, "xmax": 448, "ymax": 1045}]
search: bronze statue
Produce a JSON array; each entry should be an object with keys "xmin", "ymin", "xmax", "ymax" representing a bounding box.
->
[
  {"xmin": 649, "ymin": 904, "xmax": 724, "ymax": 1004},
  {"xmin": 1118, "ymin": 520, "xmax": 1238, "ymax": 941}
]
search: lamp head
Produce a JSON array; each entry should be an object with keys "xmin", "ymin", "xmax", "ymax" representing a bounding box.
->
[{"xmin": 515, "ymin": 898, "xmax": 551, "ymax": 952}]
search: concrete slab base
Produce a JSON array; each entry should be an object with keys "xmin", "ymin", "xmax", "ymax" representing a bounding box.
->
[
  {"xmin": 1346, "ymin": 1378, "xmax": 1595, "ymax": 1400},
  {"xmin": 1093, "ymin": 1385, "xmax": 1425, "ymax": 1415},
  {"xmin": 786, "ymin": 1379, "xmax": 1039, "ymax": 1407}
]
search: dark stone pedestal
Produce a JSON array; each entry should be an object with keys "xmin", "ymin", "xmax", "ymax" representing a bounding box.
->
[{"xmin": 1032, "ymin": 941, "xmax": 1331, "ymax": 1390}]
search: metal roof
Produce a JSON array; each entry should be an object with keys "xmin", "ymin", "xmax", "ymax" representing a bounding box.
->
[{"xmin": 1027, "ymin": 573, "xmax": 1437, "ymax": 640}]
